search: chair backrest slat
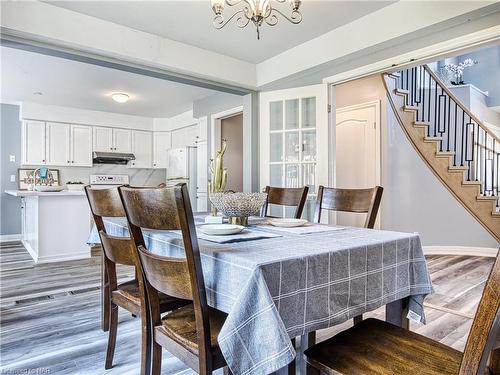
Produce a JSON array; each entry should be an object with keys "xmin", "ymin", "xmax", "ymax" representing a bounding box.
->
[
  {"xmin": 459, "ymin": 250, "xmax": 500, "ymax": 374},
  {"xmin": 314, "ymin": 186, "xmax": 383, "ymax": 228},
  {"xmin": 99, "ymin": 232, "xmax": 137, "ymax": 267},
  {"xmin": 263, "ymin": 186, "xmax": 309, "ymax": 219},
  {"xmin": 85, "ymin": 186, "xmax": 126, "ymax": 218}
]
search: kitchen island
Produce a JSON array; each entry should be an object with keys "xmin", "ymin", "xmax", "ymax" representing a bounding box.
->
[{"xmin": 5, "ymin": 190, "xmax": 91, "ymax": 263}]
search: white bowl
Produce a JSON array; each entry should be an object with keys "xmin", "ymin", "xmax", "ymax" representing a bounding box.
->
[
  {"xmin": 198, "ymin": 224, "xmax": 245, "ymax": 236},
  {"xmin": 33, "ymin": 185, "xmax": 65, "ymax": 192},
  {"xmin": 268, "ymin": 218, "xmax": 308, "ymax": 228}
]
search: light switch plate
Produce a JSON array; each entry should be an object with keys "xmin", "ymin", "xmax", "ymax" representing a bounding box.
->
[
  {"xmin": 10, "ymin": 175, "xmax": 16, "ymax": 182},
  {"xmin": 9, "ymin": 154, "xmax": 15, "ymax": 162}
]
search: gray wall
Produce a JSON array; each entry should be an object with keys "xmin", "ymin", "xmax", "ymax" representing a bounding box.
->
[
  {"xmin": 1, "ymin": 104, "xmax": 22, "ymax": 236},
  {"xmin": 193, "ymin": 92, "xmax": 259, "ymax": 192},
  {"xmin": 334, "ymin": 76, "xmax": 498, "ymax": 248}
]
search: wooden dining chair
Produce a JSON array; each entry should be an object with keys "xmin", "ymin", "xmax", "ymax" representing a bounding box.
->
[
  {"xmin": 304, "ymin": 250, "xmax": 500, "ymax": 375},
  {"xmin": 84, "ymin": 186, "xmax": 187, "ymax": 374},
  {"xmin": 118, "ymin": 183, "xmax": 229, "ymax": 375},
  {"xmin": 313, "ymin": 186, "xmax": 383, "ymax": 228},
  {"xmin": 262, "ymin": 185, "xmax": 309, "ymax": 218}
]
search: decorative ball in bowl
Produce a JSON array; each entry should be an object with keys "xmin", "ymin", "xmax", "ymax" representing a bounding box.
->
[{"xmin": 209, "ymin": 192, "xmax": 268, "ymax": 225}]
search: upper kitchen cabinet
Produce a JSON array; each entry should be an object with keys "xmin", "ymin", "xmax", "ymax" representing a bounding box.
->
[
  {"xmin": 45, "ymin": 122, "xmax": 70, "ymax": 166},
  {"xmin": 129, "ymin": 130, "xmax": 153, "ymax": 169},
  {"xmin": 153, "ymin": 131, "xmax": 171, "ymax": 169},
  {"xmin": 171, "ymin": 124, "xmax": 199, "ymax": 148},
  {"xmin": 113, "ymin": 128, "xmax": 132, "ymax": 153},
  {"xmin": 22, "ymin": 120, "xmax": 47, "ymax": 165},
  {"xmin": 70, "ymin": 125, "xmax": 92, "ymax": 166},
  {"xmin": 93, "ymin": 127, "xmax": 131, "ymax": 153}
]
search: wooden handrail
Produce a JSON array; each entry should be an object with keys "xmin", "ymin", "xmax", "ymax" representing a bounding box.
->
[{"xmin": 424, "ymin": 65, "xmax": 500, "ymax": 145}]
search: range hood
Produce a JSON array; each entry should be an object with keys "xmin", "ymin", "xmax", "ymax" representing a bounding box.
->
[{"xmin": 92, "ymin": 151, "xmax": 135, "ymax": 165}]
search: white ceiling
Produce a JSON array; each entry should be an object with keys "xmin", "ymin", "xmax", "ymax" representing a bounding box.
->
[
  {"xmin": 45, "ymin": 1, "xmax": 395, "ymax": 64},
  {"xmin": 0, "ymin": 46, "xmax": 218, "ymax": 118}
]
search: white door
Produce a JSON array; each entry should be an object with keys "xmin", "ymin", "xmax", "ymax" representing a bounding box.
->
[
  {"xmin": 23, "ymin": 120, "xmax": 47, "ymax": 165},
  {"xmin": 153, "ymin": 132, "xmax": 171, "ymax": 168},
  {"xmin": 46, "ymin": 122, "xmax": 70, "ymax": 166},
  {"xmin": 335, "ymin": 101, "xmax": 380, "ymax": 227},
  {"xmin": 113, "ymin": 128, "xmax": 132, "ymax": 153},
  {"xmin": 93, "ymin": 127, "xmax": 113, "ymax": 152},
  {"xmin": 129, "ymin": 131, "xmax": 152, "ymax": 169},
  {"xmin": 260, "ymin": 84, "xmax": 329, "ymax": 220},
  {"xmin": 71, "ymin": 125, "xmax": 92, "ymax": 166}
]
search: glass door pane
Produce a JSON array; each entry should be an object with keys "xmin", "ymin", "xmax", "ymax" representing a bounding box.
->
[
  {"xmin": 285, "ymin": 99, "xmax": 299, "ymax": 129},
  {"xmin": 270, "ymin": 164, "xmax": 283, "ymax": 186},
  {"xmin": 270, "ymin": 133, "xmax": 283, "ymax": 162},
  {"xmin": 270, "ymin": 101, "xmax": 283, "ymax": 131},
  {"xmin": 285, "ymin": 132, "xmax": 299, "ymax": 162},
  {"xmin": 302, "ymin": 130, "xmax": 316, "ymax": 162},
  {"xmin": 302, "ymin": 97, "xmax": 316, "ymax": 128},
  {"xmin": 285, "ymin": 164, "xmax": 299, "ymax": 187},
  {"xmin": 302, "ymin": 163, "xmax": 316, "ymax": 193}
]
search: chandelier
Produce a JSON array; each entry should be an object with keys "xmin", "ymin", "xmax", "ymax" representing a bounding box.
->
[{"xmin": 211, "ymin": 0, "xmax": 302, "ymax": 40}]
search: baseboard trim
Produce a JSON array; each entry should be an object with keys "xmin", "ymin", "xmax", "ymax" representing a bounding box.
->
[
  {"xmin": 0, "ymin": 234, "xmax": 22, "ymax": 243},
  {"xmin": 423, "ymin": 246, "xmax": 499, "ymax": 258}
]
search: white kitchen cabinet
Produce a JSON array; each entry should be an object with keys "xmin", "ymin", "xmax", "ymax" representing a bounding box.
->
[
  {"xmin": 71, "ymin": 125, "xmax": 92, "ymax": 166},
  {"xmin": 92, "ymin": 126, "xmax": 113, "ymax": 152},
  {"xmin": 22, "ymin": 120, "xmax": 47, "ymax": 165},
  {"xmin": 129, "ymin": 130, "xmax": 153, "ymax": 169},
  {"xmin": 171, "ymin": 124, "xmax": 199, "ymax": 148},
  {"xmin": 93, "ymin": 127, "xmax": 131, "ymax": 153},
  {"xmin": 153, "ymin": 132, "xmax": 171, "ymax": 169},
  {"xmin": 196, "ymin": 192, "xmax": 208, "ymax": 212},
  {"xmin": 196, "ymin": 140, "xmax": 208, "ymax": 192},
  {"xmin": 198, "ymin": 116, "xmax": 208, "ymax": 142},
  {"xmin": 46, "ymin": 122, "xmax": 70, "ymax": 166},
  {"xmin": 113, "ymin": 128, "xmax": 132, "ymax": 153}
]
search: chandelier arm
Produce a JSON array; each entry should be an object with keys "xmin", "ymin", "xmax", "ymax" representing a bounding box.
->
[
  {"xmin": 213, "ymin": 9, "xmax": 249, "ymax": 29},
  {"xmin": 266, "ymin": 7, "xmax": 302, "ymax": 25},
  {"xmin": 225, "ymin": 0, "xmax": 246, "ymax": 6}
]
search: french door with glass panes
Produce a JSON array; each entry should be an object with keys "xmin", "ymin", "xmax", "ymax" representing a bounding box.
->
[{"xmin": 260, "ymin": 84, "xmax": 329, "ymax": 220}]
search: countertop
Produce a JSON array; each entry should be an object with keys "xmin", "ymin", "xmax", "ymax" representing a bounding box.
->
[{"xmin": 5, "ymin": 190, "xmax": 86, "ymax": 197}]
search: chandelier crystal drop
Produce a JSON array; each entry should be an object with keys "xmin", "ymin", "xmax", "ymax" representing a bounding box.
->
[{"xmin": 211, "ymin": 0, "xmax": 302, "ymax": 40}]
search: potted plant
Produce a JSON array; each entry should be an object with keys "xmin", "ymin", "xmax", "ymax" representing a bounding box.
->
[{"xmin": 66, "ymin": 181, "xmax": 86, "ymax": 190}]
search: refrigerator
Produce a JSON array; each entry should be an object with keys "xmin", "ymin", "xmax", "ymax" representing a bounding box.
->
[{"xmin": 166, "ymin": 146, "xmax": 197, "ymax": 206}]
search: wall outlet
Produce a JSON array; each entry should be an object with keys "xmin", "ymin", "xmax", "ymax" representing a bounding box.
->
[
  {"xmin": 9, "ymin": 154, "xmax": 15, "ymax": 162},
  {"xmin": 10, "ymin": 175, "xmax": 16, "ymax": 182}
]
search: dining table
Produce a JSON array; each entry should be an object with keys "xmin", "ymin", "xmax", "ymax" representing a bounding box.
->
[{"xmin": 88, "ymin": 216, "xmax": 434, "ymax": 375}]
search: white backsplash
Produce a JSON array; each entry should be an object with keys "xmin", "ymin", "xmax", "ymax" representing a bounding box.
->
[{"xmin": 47, "ymin": 165, "xmax": 166, "ymax": 187}]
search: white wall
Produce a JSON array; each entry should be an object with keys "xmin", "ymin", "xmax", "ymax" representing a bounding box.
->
[{"xmin": 335, "ymin": 75, "xmax": 498, "ymax": 248}]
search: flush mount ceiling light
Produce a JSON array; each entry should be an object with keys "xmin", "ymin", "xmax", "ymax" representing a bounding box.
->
[
  {"xmin": 211, "ymin": 0, "xmax": 302, "ymax": 40},
  {"xmin": 111, "ymin": 92, "xmax": 130, "ymax": 103}
]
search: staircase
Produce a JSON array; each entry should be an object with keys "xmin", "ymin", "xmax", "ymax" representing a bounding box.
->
[{"xmin": 383, "ymin": 65, "xmax": 500, "ymax": 242}]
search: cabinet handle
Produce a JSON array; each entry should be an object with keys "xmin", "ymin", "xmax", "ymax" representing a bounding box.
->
[
  {"xmin": 110, "ymin": 147, "xmax": 113, "ymax": 150},
  {"xmin": 72, "ymin": 161, "xmax": 75, "ymax": 163},
  {"xmin": 67, "ymin": 160, "xmax": 71, "ymax": 164}
]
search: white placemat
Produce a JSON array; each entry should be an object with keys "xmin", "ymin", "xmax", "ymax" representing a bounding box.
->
[
  {"xmin": 257, "ymin": 223, "xmax": 346, "ymax": 235},
  {"xmin": 197, "ymin": 229, "xmax": 282, "ymax": 244}
]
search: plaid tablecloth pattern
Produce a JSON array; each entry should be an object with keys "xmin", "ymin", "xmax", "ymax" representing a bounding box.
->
[{"xmin": 88, "ymin": 218, "xmax": 433, "ymax": 375}]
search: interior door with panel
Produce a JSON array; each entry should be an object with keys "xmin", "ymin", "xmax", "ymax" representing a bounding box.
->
[
  {"xmin": 153, "ymin": 132, "xmax": 171, "ymax": 168},
  {"xmin": 260, "ymin": 84, "xmax": 329, "ymax": 220},
  {"xmin": 113, "ymin": 128, "xmax": 132, "ymax": 153},
  {"xmin": 129, "ymin": 130, "xmax": 152, "ymax": 168},
  {"xmin": 335, "ymin": 101, "xmax": 380, "ymax": 228},
  {"xmin": 23, "ymin": 120, "xmax": 47, "ymax": 165},
  {"xmin": 93, "ymin": 127, "xmax": 113, "ymax": 152},
  {"xmin": 46, "ymin": 122, "xmax": 70, "ymax": 166},
  {"xmin": 71, "ymin": 125, "xmax": 92, "ymax": 166}
]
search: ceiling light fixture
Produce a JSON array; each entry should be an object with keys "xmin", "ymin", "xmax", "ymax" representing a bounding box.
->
[
  {"xmin": 211, "ymin": 0, "xmax": 302, "ymax": 40},
  {"xmin": 111, "ymin": 92, "xmax": 130, "ymax": 103}
]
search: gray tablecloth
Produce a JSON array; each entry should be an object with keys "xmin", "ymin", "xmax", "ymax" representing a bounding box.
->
[{"xmin": 88, "ymin": 218, "xmax": 433, "ymax": 375}]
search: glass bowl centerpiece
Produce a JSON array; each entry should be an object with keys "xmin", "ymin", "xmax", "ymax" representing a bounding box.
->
[{"xmin": 209, "ymin": 192, "xmax": 268, "ymax": 225}]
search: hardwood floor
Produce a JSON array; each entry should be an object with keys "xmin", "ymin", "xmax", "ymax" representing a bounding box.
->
[{"xmin": 0, "ymin": 242, "xmax": 495, "ymax": 374}]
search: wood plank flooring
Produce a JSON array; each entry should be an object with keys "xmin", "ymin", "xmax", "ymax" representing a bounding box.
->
[{"xmin": 0, "ymin": 242, "xmax": 495, "ymax": 374}]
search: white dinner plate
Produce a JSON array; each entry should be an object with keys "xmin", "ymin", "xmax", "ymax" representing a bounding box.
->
[
  {"xmin": 198, "ymin": 224, "xmax": 245, "ymax": 236},
  {"xmin": 267, "ymin": 218, "xmax": 308, "ymax": 228}
]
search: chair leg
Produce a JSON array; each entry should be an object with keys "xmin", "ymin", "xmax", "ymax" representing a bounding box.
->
[
  {"xmin": 288, "ymin": 338, "xmax": 296, "ymax": 375},
  {"xmin": 140, "ymin": 314, "xmax": 151, "ymax": 375},
  {"xmin": 105, "ymin": 303, "xmax": 118, "ymax": 369},
  {"xmin": 151, "ymin": 341, "xmax": 162, "ymax": 375}
]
